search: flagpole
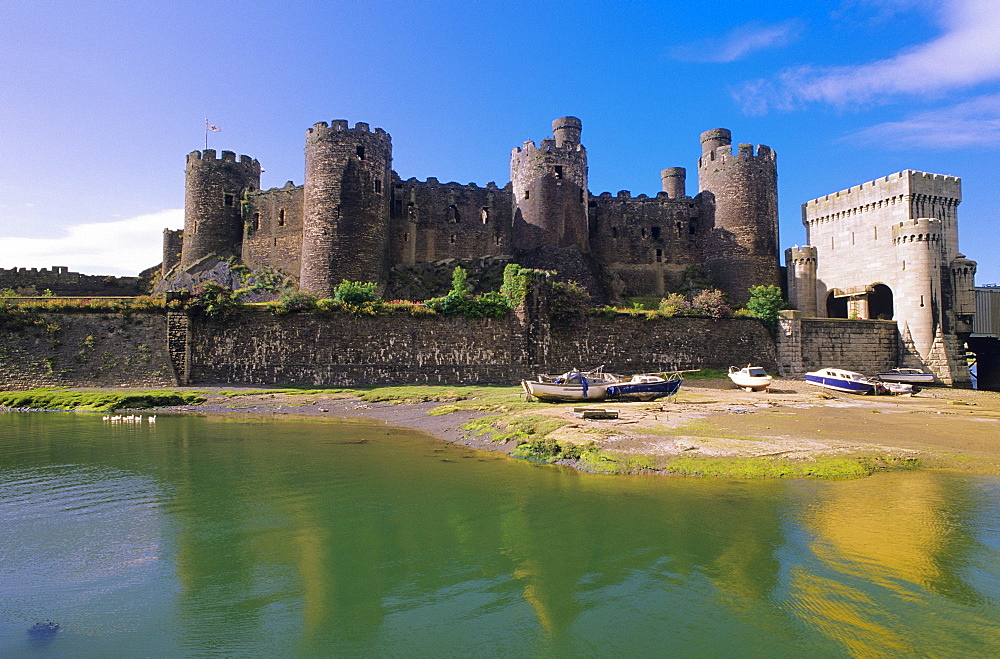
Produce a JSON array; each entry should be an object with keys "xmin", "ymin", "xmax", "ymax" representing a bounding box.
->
[{"xmin": 205, "ymin": 119, "xmax": 209, "ymax": 151}]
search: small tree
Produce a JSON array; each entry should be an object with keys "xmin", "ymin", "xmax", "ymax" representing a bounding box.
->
[{"xmin": 745, "ymin": 285, "xmax": 786, "ymax": 326}]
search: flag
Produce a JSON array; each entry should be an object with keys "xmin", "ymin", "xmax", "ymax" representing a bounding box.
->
[{"xmin": 206, "ymin": 122, "xmax": 221, "ymax": 132}]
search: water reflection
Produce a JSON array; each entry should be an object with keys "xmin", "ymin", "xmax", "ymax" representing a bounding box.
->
[
  {"xmin": 1, "ymin": 412, "xmax": 999, "ymax": 656},
  {"xmin": 789, "ymin": 472, "xmax": 999, "ymax": 656}
]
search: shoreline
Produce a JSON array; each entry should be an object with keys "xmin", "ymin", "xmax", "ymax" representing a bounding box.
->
[{"xmin": 6, "ymin": 379, "xmax": 1000, "ymax": 477}]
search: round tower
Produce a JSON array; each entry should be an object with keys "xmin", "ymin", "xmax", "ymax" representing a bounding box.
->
[
  {"xmin": 700, "ymin": 128, "xmax": 732, "ymax": 155},
  {"xmin": 893, "ymin": 218, "xmax": 942, "ymax": 358},
  {"xmin": 697, "ymin": 128, "xmax": 779, "ymax": 306},
  {"xmin": 660, "ymin": 167, "xmax": 686, "ymax": 199},
  {"xmin": 510, "ymin": 116, "xmax": 589, "ymax": 252},
  {"xmin": 181, "ymin": 149, "xmax": 261, "ymax": 268},
  {"xmin": 300, "ymin": 120, "xmax": 392, "ymax": 296},
  {"xmin": 784, "ymin": 245, "xmax": 818, "ymax": 316}
]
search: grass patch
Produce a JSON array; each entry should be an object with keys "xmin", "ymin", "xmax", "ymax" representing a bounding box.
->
[
  {"xmin": 658, "ymin": 420, "xmax": 762, "ymax": 441},
  {"xmin": 0, "ymin": 388, "xmax": 207, "ymax": 412},
  {"xmin": 510, "ymin": 436, "xmax": 597, "ymax": 462},
  {"xmin": 463, "ymin": 412, "xmax": 571, "ymax": 445},
  {"xmin": 662, "ymin": 455, "xmax": 920, "ymax": 479}
]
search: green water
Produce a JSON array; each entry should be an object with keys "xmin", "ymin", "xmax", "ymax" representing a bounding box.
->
[{"xmin": 1, "ymin": 412, "xmax": 999, "ymax": 657}]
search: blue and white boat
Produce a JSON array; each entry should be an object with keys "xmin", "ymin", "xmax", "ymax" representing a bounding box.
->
[
  {"xmin": 804, "ymin": 368, "xmax": 888, "ymax": 395},
  {"xmin": 606, "ymin": 373, "xmax": 683, "ymax": 401}
]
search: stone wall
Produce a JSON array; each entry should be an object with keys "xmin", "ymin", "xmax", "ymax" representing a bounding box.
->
[
  {"xmin": 389, "ymin": 178, "xmax": 513, "ymax": 266},
  {"xmin": 185, "ymin": 310, "xmax": 528, "ymax": 386},
  {"xmin": 776, "ymin": 315, "xmax": 898, "ymax": 376},
  {"xmin": 243, "ymin": 182, "xmax": 305, "ymax": 277},
  {"xmin": 2, "ymin": 305, "xmax": 778, "ymax": 390},
  {"xmin": 0, "ymin": 312, "xmax": 175, "ymax": 390},
  {"xmin": 0, "ymin": 266, "xmax": 144, "ymax": 296},
  {"xmin": 548, "ymin": 316, "xmax": 777, "ymax": 374},
  {"xmin": 588, "ymin": 192, "xmax": 706, "ymax": 298}
]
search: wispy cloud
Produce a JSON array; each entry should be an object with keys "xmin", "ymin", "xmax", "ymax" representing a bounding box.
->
[
  {"xmin": 670, "ymin": 19, "xmax": 803, "ymax": 63},
  {"xmin": 844, "ymin": 93, "xmax": 1000, "ymax": 148},
  {"xmin": 736, "ymin": 0, "xmax": 1000, "ymax": 113},
  {"xmin": 0, "ymin": 209, "xmax": 183, "ymax": 276}
]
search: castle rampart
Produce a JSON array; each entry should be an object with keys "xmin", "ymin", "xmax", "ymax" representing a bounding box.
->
[{"xmin": 0, "ymin": 266, "xmax": 143, "ymax": 296}]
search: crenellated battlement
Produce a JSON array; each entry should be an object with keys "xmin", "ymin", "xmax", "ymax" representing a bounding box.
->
[
  {"xmin": 399, "ymin": 177, "xmax": 501, "ymax": 191},
  {"xmin": 804, "ymin": 170, "xmax": 960, "ymax": 208},
  {"xmin": 786, "ymin": 245, "xmax": 818, "ymax": 263},
  {"xmin": 590, "ymin": 190, "xmax": 693, "ymax": 204},
  {"xmin": 892, "ymin": 217, "xmax": 942, "ymax": 244},
  {"xmin": 511, "ymin": 139, "xmax": 586, "ymax": 156},
  {"xmin": 186, "ymin": 150, "xmax": 260, "ymax": 170},
  {"xmin": 698, "ymin": 142, "xmax": 775, "ymax": 167},
  {"xmin": 306, "ymin": 120, "xmax": 391, "ymax": 142}
]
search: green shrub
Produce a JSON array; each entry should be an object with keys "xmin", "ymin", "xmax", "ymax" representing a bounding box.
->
[
  {"xmin": 744, "ymin": 284, "xmax": 787, "ymax": 326},
  {"xmin": 549, "ymin": 280, "xmax": 591, "ymax": 324},
  {"xmin": 188, "ymin": 282, "xmax": 240, "ymax": 319},
  {"xmin": 334, "ymin": 280, "xmax": 380, "ymax": 305},
  {"xmin": 273, "ymin": 291, "xmax": 318, "ymax": 314}
]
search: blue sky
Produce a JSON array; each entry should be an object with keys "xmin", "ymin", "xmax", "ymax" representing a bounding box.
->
[{"xmin": 1, "ymin": 0, "xmax": 998, "ymax": 284}]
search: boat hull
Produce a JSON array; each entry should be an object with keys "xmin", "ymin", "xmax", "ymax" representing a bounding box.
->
[
  {"xmin": 521, "ymin": 380, "xmax": 614, "ymax": 402},
  {"xmin": 876, "ymin": 371, "xmax": 936, "ymax": 384},
  {"xmin": 804, "ymin": 373, "xmax": 876, "ymax": 394},
  {"xmin": 606, "ymin": 378, "xmax": 682, "ymax": 401}
]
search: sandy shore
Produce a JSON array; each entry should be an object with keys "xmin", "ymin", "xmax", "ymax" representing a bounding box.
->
[{"xmin": 152, "ymin": 378, "xmax": 1000, "ymax": 475}]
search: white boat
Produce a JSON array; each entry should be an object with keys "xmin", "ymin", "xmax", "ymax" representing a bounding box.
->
[
  {"xmin": 521, "ymin": 367, "xmax": 624, "ymax": 402},
  {"xmin": 883, "ymin": 381, "xmax": 919, "ymax": 395},
  {"xmin": 875, "ymin": 368, "xmax": 936, "ymax": 385},
  {"xmin": 728, "ymin": 365, "xmax": 773, "ymax": 392},
  {"xmin": 804, "ymin": 368, "xmax": 888, "ymax": 395}
]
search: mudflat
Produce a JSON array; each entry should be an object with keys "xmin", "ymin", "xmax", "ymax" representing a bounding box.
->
[{"xmin": 151, "ymin": 378, "xmax": 1000, "ymax": 475}]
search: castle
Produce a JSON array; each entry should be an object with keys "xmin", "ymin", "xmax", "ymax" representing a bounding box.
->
[
  {"xmin": 787, "ymin": 171, "xmax": 978, "ymax": 385},
  {"xmin": 163, "ymin": 117, "xmax": 781, "ymax": 304}
]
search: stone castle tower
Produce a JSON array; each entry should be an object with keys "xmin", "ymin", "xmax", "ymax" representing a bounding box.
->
[
  {"xmin": 181, "ymin": 150, "xmax": 260, "ymax": 269},
  {"xmin": 510, "ymin": 116, "xmax": 589, "ymax": 253},
  {"xmin": 697, "ymin": 128, "xmax": 780, "ymax": 306},
  {"xmin": 171, "ymin": 116, "xmax": 782, "ymax": 305},
  {"xmin": 300, "ymin": 121, "xmax": 393, "ymax": 296}
]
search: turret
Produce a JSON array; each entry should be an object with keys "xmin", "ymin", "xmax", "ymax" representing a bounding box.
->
[
  {"xmin": 785, "ymin": 245, "xmax": 818, "ymax": 316},
  {"xmin": 893, "ymin": 218, "xmax": 942, "ymax": 358},
  {"xmin": 510, "ymin": 116, "xmax": 589, "ymax": 252},
  {"xmin": 950, "ymin": 254, "xmax": 977, "ymax": 332},
  {"xmin": 300, "ymin": 120, "xmax": 392, "ymax": 296},
  {"xmin": 181, "ymin": 150, "xmax": 261, "ymax": 268},
  {"xmin": 162, "ymin": 229, "xmax": 183, "ymax": 277},
  {"xmin": 660, "ymin": 167, "xmax": 686, "ymax": 199},
  {"xmin": 697, "ymin": 128, "xmax": 779, "ymax": 306}
]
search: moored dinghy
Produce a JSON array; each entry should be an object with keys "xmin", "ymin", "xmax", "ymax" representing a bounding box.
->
[
  {"xmin": 875, "ymin": 368, "xmax": 936, "ymax": 385},
  {"xmin": 728, "ymin": 365, "xmax": 773, "ymax": 392},
  {"xmin": 521, "ymin": 366, "xmax": 624, "ymax": 402},
  {"xmin": 804, "ymin": 367, "xmax": 888, "ymax": 395},
  {"xmin": 606, "ymin": 373, "xmax": 683, "ymax": 401}
]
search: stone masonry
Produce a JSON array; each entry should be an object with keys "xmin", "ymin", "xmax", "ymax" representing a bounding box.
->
[
  {"xmin": 789, "ymin": 171, "xmax": 977, "ymax": 385},
  {"xmin": 167, "ymin": 117, "xmax": 781, "ymax": 305}
]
